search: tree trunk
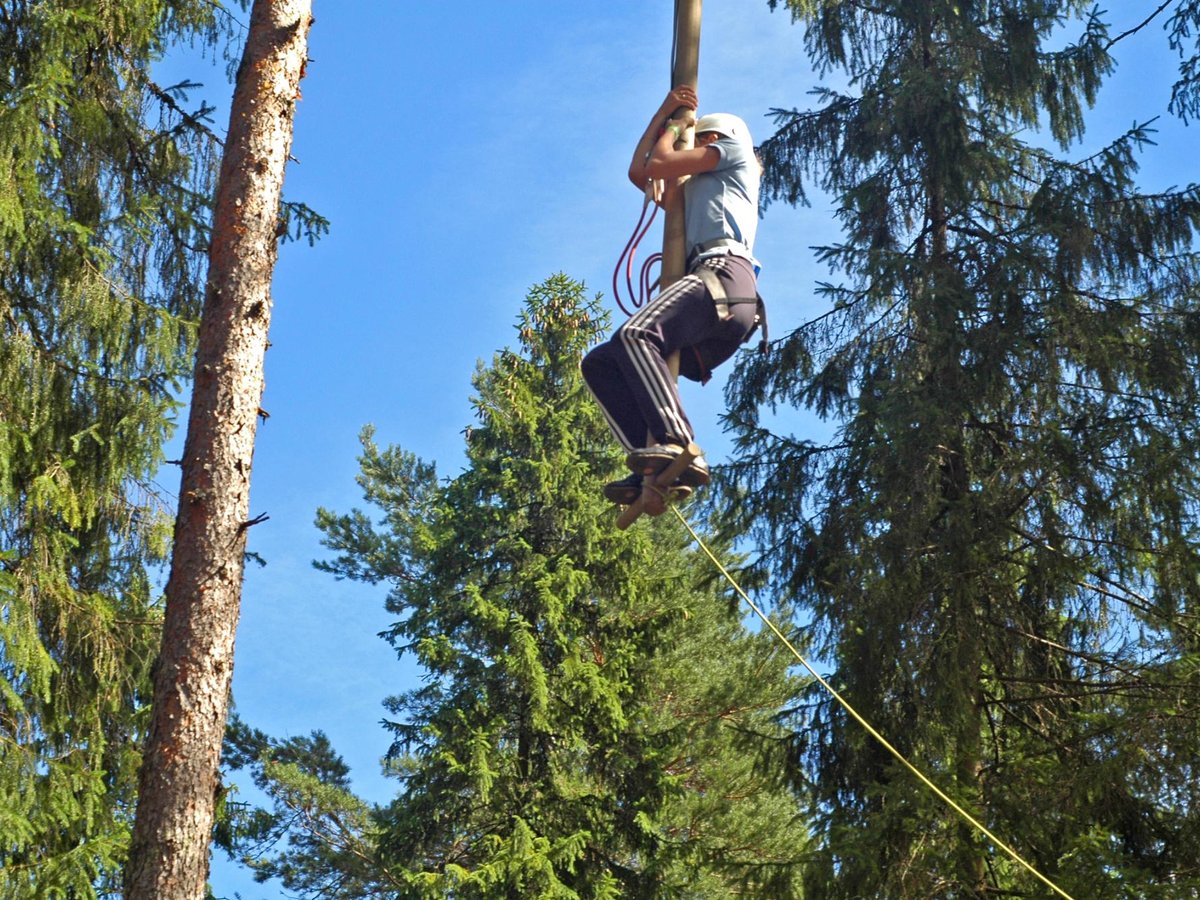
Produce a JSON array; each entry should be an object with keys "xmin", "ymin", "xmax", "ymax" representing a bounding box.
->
[{"xmin": 125, "ymin": 2, "xmax": 313, "ymax": 896}]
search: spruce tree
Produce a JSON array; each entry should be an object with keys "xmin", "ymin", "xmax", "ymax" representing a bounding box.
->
[
  {"xmin": 1168, "ymin": 0, "xmax": 1200, "ymax": 121},
  {"xmin": 0, "ymin": 2, "xmax": 242, "ymax": 893},
  {"xmin": 219, "ymin": 274, "xmax": 810, "ymax": 898},
  {"xmin": 723, "ymin": 2, "xmax": 1200, "ymax": 896}
]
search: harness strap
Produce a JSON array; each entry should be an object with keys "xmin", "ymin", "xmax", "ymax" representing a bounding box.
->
[
  {"xmin": 688, "ymin": 237, "xmax": 750, "ymax": 267},
  {"xmin": 693, "ymin": 264, "xmax": 729, "ymax": 316},
  {"xmin": 696, "ymin": 237, "xmax": 744, "ymax": 252},
  {"xmin": 693, "ymin": 265, "xmax": 768, "ymax": 353}
]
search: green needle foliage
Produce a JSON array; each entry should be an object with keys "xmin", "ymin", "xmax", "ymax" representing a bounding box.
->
[
  {"xmin": 0, "ymin": 2, "xmax": 244, "ymax": 893},
  {"xmin": 220, "ymin": 275, "xmax": 810, "ymax": 898},
  {"xmin": 720, "ymin": 2, "xmax": 1200, "ymax": 897},
  {"xmin": 1168, "ymin": 1, "xmax": 1200, "ymax": 122}
]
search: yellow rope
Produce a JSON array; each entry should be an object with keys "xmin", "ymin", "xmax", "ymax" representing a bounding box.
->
[{"xmin": 669, "ymin": 505, "xmax": 1076, "ymax": 900}]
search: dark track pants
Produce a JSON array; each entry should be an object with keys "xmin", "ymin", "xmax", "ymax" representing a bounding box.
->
[{"xmin": 581, "ymin": 254, "xmax": 758, "ymax": 452}]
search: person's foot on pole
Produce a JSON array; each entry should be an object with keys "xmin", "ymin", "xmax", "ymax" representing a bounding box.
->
[
  {"xmin": 626, "ymin": 442, "xmax": 710, "ymax": 486},
  {"xmin": 603, "ymin": 471, "xmax": 693, "ymax": 505}
]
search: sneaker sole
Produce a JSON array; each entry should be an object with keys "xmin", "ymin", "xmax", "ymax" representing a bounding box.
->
[
  {"xmin": 627, "ymin": 452, "xmax": 710, "ymax": 486},
  {"xmin": 626, "ymin": 449, "xmax": 680, "ymax": 475},
  {"xmin": 604, "ymin": 483, "xmax": 693, "ymax": 505}
]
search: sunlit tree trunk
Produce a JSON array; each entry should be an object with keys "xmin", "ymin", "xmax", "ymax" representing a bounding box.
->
[{"xmin": 125, "ymin": 1, "xmax": 313, "ymax": 895}]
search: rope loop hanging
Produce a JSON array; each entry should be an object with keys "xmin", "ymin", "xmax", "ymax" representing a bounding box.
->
[{"xmin": 612, "ymin": 197, "xmax": 662, "ymax": 317}]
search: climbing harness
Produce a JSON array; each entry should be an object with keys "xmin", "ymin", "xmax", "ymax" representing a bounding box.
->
[
  {"xmin": 669, "ymin": 504, "xmax": 1077, "ymax": 900},
  {"xmin": 687, "ymin": 235, "xmax": 752, "ymax": 263},
  {"xmin": 612, "ymin": 218, "xmax": 770, "ymax": 356},
  {"xmin": 691, "ymin": 260, "xmax": 768, "ymax": 352}
]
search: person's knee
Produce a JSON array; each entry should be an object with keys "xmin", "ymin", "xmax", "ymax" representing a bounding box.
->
[
  {"xmin": 580, "ymin": 343, "xmax": 608, "ymax": 386},
  {"xmin": 618, "ymin": 323, "xmax": 660, "ymax": 353}
]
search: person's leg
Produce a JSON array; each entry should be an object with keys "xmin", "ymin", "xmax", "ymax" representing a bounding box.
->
[
  {"xmin": 585, "ymin": 257, "xmax": 756, "ymax": 496},
  {"xmin": 580, "ymin": 340, "xmax": 649, "ymax": 453},
  {"xmin": 613, "ymin": 273, "xmax": 717, "ymax": 447},
  {"xmin": 685, "ymin": 255, "xmax": 761, "ymax": 375}
]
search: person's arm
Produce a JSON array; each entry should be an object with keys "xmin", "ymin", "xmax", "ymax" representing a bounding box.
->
[
  {"xmin": 627, "ymin": 85, "xmax": 713, "ymax": 190},
  {"xmin": 644, "ymin": 133, "xmax": 720, "ymax": 181}
]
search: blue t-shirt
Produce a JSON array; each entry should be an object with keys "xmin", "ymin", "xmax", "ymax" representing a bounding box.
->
[{"xmin": 683, "ymin": 135, "xmax": 760, "ymax": 266}]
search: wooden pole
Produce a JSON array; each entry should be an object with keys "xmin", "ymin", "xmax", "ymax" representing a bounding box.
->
[
  {"xmin": 621, "ymin": 2, "xmax": 703, "ymax": 528},
  {"xmin": 661, "ymin": 0, "xmax": 702, "ymax": 291}
]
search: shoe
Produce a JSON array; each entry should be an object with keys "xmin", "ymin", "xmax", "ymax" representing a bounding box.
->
[
  {"xmin": 676, "ymin": 454, "xmax": 709, "ymax": 487},
  {"xmin": 626, "ymin": 443, "xmax": 710, "ymax": 487},
  {"xmin": 603, "ymin": 473, "xmax": 644, "ymax": 504},
  {"xmin": 603, "ymin": 472, "xmax": 692, "ymax": 505}
]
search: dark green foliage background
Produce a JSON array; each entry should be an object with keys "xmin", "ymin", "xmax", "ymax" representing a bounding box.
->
[
  {"xmin": 0, "ymin": 2, "xmax": 244, "ymax": 894},
  {"xmin": 721, "ymin": 1, "xmax": 1200, "ymax": 896},
  {"xmin": 220, "ymin": 275, "xmax": 811, "ymax": 898},
  {"xmin": 5, "ymin": 1, "xmax": 1200, "ymax": 897}
]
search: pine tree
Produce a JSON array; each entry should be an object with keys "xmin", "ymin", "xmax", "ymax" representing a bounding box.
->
[
  {"xmin": 218, "ymin": 274, "xmax": 810, "ymax": 898},
  {"xmin": 723, "ymin": 2, "xmax": 1200, "ymax": 896},
  {"xmin": 126, "ymin": 0, "xmax": 313, "ymax": 895},
  {"xmin": 0, "ymin": 2, "xmax": 242, "ymax": 893}
]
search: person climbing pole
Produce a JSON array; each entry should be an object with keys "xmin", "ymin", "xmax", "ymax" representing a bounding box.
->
[{"xmin": 582, "ymin": 85, "xmax": 765, "ymax": 505}]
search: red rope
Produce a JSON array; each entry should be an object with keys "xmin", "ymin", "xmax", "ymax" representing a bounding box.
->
[{"xmin": 612, "ymin": 198, "xmax": 662, "ymax": 317}]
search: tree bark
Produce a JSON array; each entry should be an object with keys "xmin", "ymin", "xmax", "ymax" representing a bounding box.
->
[
  {"xmin": 660, "ymin": 0, "xmax": 701, "ymax": 290},
  {"xmin": 125, "ymin": 2, "xmax": 313, "ymax": 896},
  {"xmin": 659, "ymin": 0, "xmax": 701, "ymax": 387}
]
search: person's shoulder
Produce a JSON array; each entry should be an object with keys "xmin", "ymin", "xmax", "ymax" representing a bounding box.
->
[
  {"xmin": 714, "ymin": 137, "xmax": 757, "ymax": 172},
  {"xmin": 717, "ymin": 135, "xmax": 754, "ymax": 158}
]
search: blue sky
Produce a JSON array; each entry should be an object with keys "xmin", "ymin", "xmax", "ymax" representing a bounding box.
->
[{"xmin": 178, "ymin": 4, "xmax": 1195, "ymax": 896}]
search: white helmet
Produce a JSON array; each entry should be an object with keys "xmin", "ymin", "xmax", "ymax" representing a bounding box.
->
[{"xmin": 695, "ymin": 112, "xmax": 752, "ymax": 146}]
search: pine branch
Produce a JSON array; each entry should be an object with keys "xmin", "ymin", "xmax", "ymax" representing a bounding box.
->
[{"xmin": 1106, "ymin": 2, "xmax": 1176, "ymax": 50}]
